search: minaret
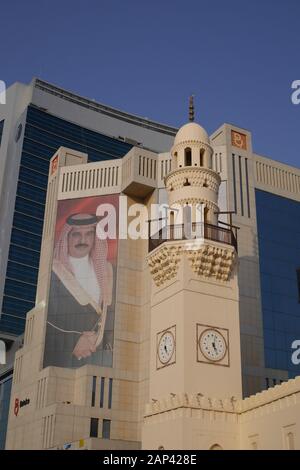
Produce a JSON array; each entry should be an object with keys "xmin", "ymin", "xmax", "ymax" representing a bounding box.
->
[
  {"xmin": 167, "ymin": 96, "xmax": 220, "ymax": 229},
  {"xmin": 143, "ymin": 100, "xmax": 242, "ymax": 449}
]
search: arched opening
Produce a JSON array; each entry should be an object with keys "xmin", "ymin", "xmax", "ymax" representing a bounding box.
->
[
  {"xmin": 200, "ymin": 149, "xmax": 205, "ymax": 167},
  {"xmin": 204, "ymin": 206, "xmax": 209, "ymax": 224},
  {"xmin": 158, "ymin": 446, "xmax": 165, "ymax": 450},
  {"xmin": 170, "ymin": 211, "xmax": 175, "ymax": 238},
  {"xmin": 173, "ymin": 151, "xmax": 178, "ymax": 169},
  {"xmin": 183, "ymin": 204, "xmax": 192, "ymax": 239},
  {"xmin": 286, "ymin": 432, "xmax": 295, "ymax": 450},
  {"xmin": 209, "ymin": 444, "xmax": 223, "ymax": 450},
  {"xmin": 184, "ymin": 147, "xmax": 192, "ymax": 166}
]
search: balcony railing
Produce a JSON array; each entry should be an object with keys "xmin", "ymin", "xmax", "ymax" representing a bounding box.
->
[{"xmin": 148, "ymin": 222, "xmax": 237, "ymax": 253}]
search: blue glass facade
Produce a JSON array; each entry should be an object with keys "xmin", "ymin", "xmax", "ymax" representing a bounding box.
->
[
  {"xmin": 256, "ymin": 189, "xmax": 300, "ymax": 377},
  {"xmin": 0, "ymin": 106, "xmax": 132, "ymax": 336},
  {"xmin": 0, "ymin": 373, "xmax": 12, "ymax": 449}
]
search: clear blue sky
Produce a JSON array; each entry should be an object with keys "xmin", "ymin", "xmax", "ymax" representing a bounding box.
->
[{"xmin": 1, "ymin": 0, "xmax": 300, "ymax": 167}]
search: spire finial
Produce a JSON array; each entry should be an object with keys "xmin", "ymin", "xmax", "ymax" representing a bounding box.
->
[{"xmin": 189, "ymin": 95, "xmax": 195, "ymax": 122}]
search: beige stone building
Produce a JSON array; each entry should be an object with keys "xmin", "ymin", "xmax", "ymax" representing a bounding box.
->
[{"xmin": 5, "ymin": 109, "xmax": 300, "ymax": 450}]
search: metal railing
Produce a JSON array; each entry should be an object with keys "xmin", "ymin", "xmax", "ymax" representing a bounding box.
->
[{"xmin": 148, "ymin": 222, "xmax": 237, "ymax": 253}]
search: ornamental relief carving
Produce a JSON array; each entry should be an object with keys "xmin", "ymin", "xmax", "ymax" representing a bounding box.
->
[
  {"xmin": 147, "ymin": 242, "xmax": 236, "ymax": 286},
  {"xmin": 147, "ymin": 245, "xmax": 183, "ymax": 287},
  {"xmin": 187, "ymin": 245, "xmax": 236, "ymax": 281},
  {"xmin": 165, "ymin": 168, "xmax": 220, "ymax": 193}
]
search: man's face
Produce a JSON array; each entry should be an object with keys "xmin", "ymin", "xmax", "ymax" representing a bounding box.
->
[{"xmin": 68, "ymin": 225, "xmax": 95, "ymax": 258}]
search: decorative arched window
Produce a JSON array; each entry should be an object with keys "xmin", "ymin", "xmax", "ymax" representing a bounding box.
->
[{"xmin": 184, "ymin": 147, "xmax": 192, "ymax": 166}]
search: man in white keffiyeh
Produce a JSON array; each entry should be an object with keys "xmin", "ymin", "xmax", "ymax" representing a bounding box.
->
[{"xmin": 46, "ymin": 213, "xmax": 113, "ymax": 365}]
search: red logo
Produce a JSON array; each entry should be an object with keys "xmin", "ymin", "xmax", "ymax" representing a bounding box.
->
[
  {"xmin": 14, "ymin": 398, "xmax": 20, "ymax": 416},
  {"xmin": 51, "ymin": 155, "xmax": 59, "ymax": 175}
]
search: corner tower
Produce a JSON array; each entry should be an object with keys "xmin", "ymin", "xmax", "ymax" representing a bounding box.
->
[{"xmin": 143, "ymin": 100, "xmax": 242, "ymax": 449}]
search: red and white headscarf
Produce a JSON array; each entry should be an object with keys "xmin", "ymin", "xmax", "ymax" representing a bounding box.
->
[{"xmin": 53, "ymin": 219, "xmax": 112, "ymax": 307}]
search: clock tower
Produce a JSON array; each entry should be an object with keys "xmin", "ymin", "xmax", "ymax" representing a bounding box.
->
[{"xmin": 142, "ymin": 99, "xmax": 243, "ymax": 449}]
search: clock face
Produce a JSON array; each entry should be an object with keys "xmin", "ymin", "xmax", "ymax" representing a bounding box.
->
[
  {"xmin": 199, "ymin": 329, "xmax": 227, "ymax": 362},
  {"xmin": 158, "ymin": 331, "xmax": 175, "ymax": 364}
]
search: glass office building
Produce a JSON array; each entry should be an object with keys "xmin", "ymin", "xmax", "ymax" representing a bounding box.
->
[{"xmin": 256, "ymin": 189, "xmax": 300, "ymax": 379}]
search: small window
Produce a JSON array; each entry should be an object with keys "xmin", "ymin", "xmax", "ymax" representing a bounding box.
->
[
  {"xmin": 90, "ymin": 418, "xmax": 99, "ymax": 438},
  {"xmin": 91, "ymin": 376, "xmax": 96, "ymax": 407},
  {"xmin": 184, "ymin": 148, "xmax": 192, "ymax": 166},
  {"xmin": 200, "ymin": 149, "xmax": 205, "ymax": 167},
  {"xmin": 102, "ymin": 419, "xmax": 111, "ymax": 439},
  {"xmin": 100, "ymin": 377, "xmax": 105, "ymax": 408},
  {"xmin": 108, "ymin": 378, "xmax": 113, "ymax": 409}
]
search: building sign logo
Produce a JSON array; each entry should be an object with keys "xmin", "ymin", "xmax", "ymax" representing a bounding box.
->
[
  {"xmin": 14, "ymin": 399, "xmax": 20, "ymax": 416},
  {"xmin": 51, "ymin": 155, "xmax": 59, "ymax": 175},
  {"xmin": 14, "ymin": 397, "xmax": 30, "ymax": 416},
  {"xmin": 231, "ymin": 130, "xmax": 247, "ymax": 150}
]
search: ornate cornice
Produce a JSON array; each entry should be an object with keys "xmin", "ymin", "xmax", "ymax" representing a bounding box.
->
[
  {"xmin": 147, "ymin": 244, "xmax": 182, "ymax": 287},
  {"xmin": 147, "ymin": 240, "xmax": 236, "ymax": 286},
  {"xmin": 187, "ymin": 244, "xmax": 236, "ymax": 281}
]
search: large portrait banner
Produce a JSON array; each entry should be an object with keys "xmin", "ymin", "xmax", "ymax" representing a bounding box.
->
[{"xmin": 43, "ymin": 194, "xmax": 118, "ymax": 368}]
